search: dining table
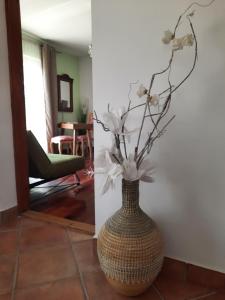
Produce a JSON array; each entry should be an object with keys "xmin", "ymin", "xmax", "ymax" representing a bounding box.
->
[{"xmin": 57, "ymin": 122, "xmax": 93, "ymax": 156}]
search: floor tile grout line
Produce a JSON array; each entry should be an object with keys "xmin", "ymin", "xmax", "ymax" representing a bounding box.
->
[
  {"xmin": 65, "ymin": 228, "xmax": 89, "ymax": 300},
  {"xmin": 152, "ymin": 284, "xmax": 165, "ymax": 300},
  {"xmin": 188, "ymin": 291, "xmax": 218, "ymax": 300},
  {"xmin": 14, "ymin": 226, "xmax": 78, "ymax": 291},
  {"xmin": 16, "ymin": 222, "xmax": 71, "ymax": 253},
  {"xmin": 14, "ymin": 275, "xmax": 80, "ymax": 292},
  {"xmin": 18, "ymin": 237, "xmax": 70, "ymax": 253},
  {"xmin": 0, "ymin": 228, "xmax": 18, "ymax": 233},
  {"xmin": 11, "ymin": 223, "xmax": 22, "ymax": 300}
]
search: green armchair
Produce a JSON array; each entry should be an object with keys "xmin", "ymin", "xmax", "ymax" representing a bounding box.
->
[{"xmin": 27, "ymin": 131, "xmax": 85, "ymax": 188}]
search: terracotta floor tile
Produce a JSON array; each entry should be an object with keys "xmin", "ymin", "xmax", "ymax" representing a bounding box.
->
[
  {"xmin": 160, "ymin": 257, "xmax": 187, "ymax": 281},
  {"xmin": 199, "ymin": 292, "xmax": 225, "ymax": 299},
  {"xmin": 0, "ymin": 231, "xmax": 17, "ymax": 255},
  {"xmin": 0, "ymin": 294, "xmax": 11, "ymax": 300},
  {"xmin": 154, "ymin": 277, "xmax": 214, "ymax": 300},
  {"xmin": 72, "ymin": 239, "xmax": 100, "ymax": 273},
  {"xmin": 14, "ymin": 277, "xmax": 84, "ymax": 300},
  {"xmin": 83, "ymin": 270, "xmax": 161, "ymax": 300},
  {"xmin": 187, "ymin": 264, "xmax": 225, "ymax": 290},
  {"xmin": 0, "ymin": 255, "xmax": 16, "ymax": 295},
  {"xmin": 67, "ymin": 229, "xmax": 93, "ymax": 243},
  {"xmin": 17, "ymin": 245, "xmax": 77, "ymax": 288},
  {"xmin": 20, "ymin": 224, "xmax": 68, "ymax": 249},
  {"xmin": 0, "ymin": 218, "xmax": 18, "ymax": 231},
  {"xmin": 19, "ymin": 217, "xmax": 48, "ymax": 228}
]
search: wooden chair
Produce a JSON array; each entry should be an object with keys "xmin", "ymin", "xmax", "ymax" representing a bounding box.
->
[
  {"xmin": 75, "ymin": 112, "xmax": 93, "ymax": 160},
  {"xmin": 50, "ymin": 134, "xmax": 73, "ymax": 155}
]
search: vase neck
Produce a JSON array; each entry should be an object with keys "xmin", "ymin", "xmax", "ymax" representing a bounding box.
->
[{"xmin": 122, "ymin": 179, "xmax": 140, "ymax": 212}]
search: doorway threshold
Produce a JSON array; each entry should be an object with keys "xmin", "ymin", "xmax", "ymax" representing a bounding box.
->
[{"xmin": 23, "ymin": 210, "xmax": 95, "ymax": 235}]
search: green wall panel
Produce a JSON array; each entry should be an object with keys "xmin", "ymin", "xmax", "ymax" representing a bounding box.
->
[{"xmin": 56, "ymin": 52, "xmax": 81, "ymax": 123}]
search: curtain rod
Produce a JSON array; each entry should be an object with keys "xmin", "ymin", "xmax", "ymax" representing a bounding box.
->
[{"xmin": 22, "ymin": 30, "xmax": 61, "ymax": 53}]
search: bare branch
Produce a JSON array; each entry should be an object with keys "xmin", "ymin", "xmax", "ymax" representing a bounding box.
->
[
  {"xmin": 137, "ymin": 115, "xmax": 176, "ymax": 167},
  {"xmin": 170, "ymin": 18, "xmax": 198, "ymax": 96},
  {"xmin": 121, "ymin": 81, "xmax": 138, "ymax": 159},
  {"xmin": 94, "ymin": 111, "xmax": 110, "ymax": 132}
]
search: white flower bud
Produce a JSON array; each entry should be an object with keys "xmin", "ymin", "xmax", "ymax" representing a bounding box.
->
[
  {"xmin": 151, "ymin": 94, "xmax": 160, "ymax": 106},
  {"xmin": 182, "ymin": 34, "xmax": 194, "ymax": 47},
  {"xmin": 137, "ymin": 84, "xmax": 147, "ymax": 98},
  {"xmin": 162, "ymin": 30, "xmax": 174, "ymax": 44},
  {"xmin": 147, "ymin": 94, "xmax": 160, "ymax": 106},
  {"xmin": 172, "ymin": 34, "xmax": 194, "ymax": 51},
  {"xmin": 172, "ymin": 38, "xmax": 184, "ymax": 51}
]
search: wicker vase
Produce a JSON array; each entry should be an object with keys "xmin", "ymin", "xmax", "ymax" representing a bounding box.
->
[{"xmin": 97, "ymin": 179, "xmax": 163, "ymax": 297}]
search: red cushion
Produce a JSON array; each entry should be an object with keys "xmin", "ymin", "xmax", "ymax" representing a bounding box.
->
[
  {"xmin": 51, "ymin": 135, "xmax": 73, "ymax": 143},
  {"xmin": 76, "ymin": 135, "xmax": 88, "ymax": 141}
]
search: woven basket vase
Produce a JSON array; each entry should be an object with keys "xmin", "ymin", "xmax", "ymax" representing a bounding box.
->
[{"xmin": 97, "ymin": 179, "xmax": 163, "ymax": 297}]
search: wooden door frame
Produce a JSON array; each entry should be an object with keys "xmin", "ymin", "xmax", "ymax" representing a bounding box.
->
[{"xmin": 5, "ymin": 0, "xmax": 30, "ymax": 212}]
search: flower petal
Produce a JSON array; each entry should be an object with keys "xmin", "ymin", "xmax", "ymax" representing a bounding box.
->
[{"xmin": 137, "ymin": 84, "xmax": 147, "ymax": 98}]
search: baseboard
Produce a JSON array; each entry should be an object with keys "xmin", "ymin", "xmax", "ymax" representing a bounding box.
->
[
  {"xmin": 0, "ymin": 206, "xmax": 18, "ymax": 226},
  {"xmin": 162, "ymin": 257, "xmax": 225, "ymax": 290}
]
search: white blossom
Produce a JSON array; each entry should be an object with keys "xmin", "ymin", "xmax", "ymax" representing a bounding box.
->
[
  {"xmin": 122, "ymin": 154, "xmax": 138, "ymax": 181},
  {"xmin": 137, "ymin": 84, "xmax": 147, "ymax": 98},
  {"xmin": 162, "ymin": 30, "xmax": 174, "ymax": 44},
  {"xmin": 182, "ymin": 34, "xmax": 194, "ymax": 47},
  {"xmin": 103, "ymin": 106, "xmax": 138, "ymax": 136},
  {"xmin": 103, "ymin": 107, "xmax": 126, "ymax": 135},
  {"xmin": 138, "ymin": 159, "xmax": 155, "ymax": 182},
  {"xmin": 147, "ymin": 94, "xmax": 160, "ymax": 106},
  {"xmin": 95, "ymin": 150, "xmax": 123, "ymax": 194},
  {"xmin": 172, "ymin": 38, "xmax": 184, "ymax": 51},
  {"xmin": 172, "ymin": 34, "xmax": 194, "ymax": 51},
  {"xmin": 122, "ymin": 154, "xmax": 154, "ymax": 182}
]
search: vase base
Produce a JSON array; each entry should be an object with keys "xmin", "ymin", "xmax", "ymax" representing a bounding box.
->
[{"xmin": 106, "ymin": 276, "xmax": 152, "ymax": 297}]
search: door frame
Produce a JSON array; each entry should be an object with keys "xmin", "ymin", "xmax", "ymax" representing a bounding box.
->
[{"xmin": 5, "ymin": 0, "xmax": 30, "ymax": 212}]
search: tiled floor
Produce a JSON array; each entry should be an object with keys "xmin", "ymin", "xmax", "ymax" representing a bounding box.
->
[
  {"xmin": 30, "ymin": 163, "xmax": 95, "ymax": 225},
  {"xmin": 0, "ymin": 217, "xmax": 224, "ymax": 300}
]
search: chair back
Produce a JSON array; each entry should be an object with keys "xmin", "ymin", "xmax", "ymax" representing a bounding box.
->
[
  {"xmin": 86, "ymin": 112, "xmax": 93, "ymax": 124},
  {"xmin": 27, "ymin": 131, "xmax": 51, "ymax": 178}
]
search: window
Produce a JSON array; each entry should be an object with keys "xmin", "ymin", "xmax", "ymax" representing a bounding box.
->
[{"xmin": 22, "ymin": 39, "xmax": 47, "ymax": 151}]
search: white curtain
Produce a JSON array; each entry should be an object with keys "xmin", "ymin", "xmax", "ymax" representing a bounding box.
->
[
  {"xmin": 41, "ymin": 44, "xmax": 58, "ymax": 152},
  {"xmin": 22, "ymin": 39, "xmax": 47, "ymax": 151}
]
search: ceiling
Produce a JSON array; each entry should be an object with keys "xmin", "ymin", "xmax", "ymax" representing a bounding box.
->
[{"xmin": 20, "ymin": 0, "xmax": 92, "ymax": 56}]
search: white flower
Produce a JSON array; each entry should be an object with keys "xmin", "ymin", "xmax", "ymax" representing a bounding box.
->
[
  {"xmin": 172, "ymin": 34, "xmax": 194, "ymax": 51},
  {"xmin": 147, "ymin": 94, "xmax": 160, "ymax": 106},
  {"xmin": 172, "ymin": 38, "xmax": 184, "ymax": 51},
  {"xmin": 137, "ymin": 84, "xmax": 147, "ymax": 98},
  {"xmin": 138, "ymin": 159, "xmax": 155, "ymax": 183},
  {"xmin": 182, "ymin": 34, "xmax": 194, "ymax": 47},
  {"xmin": 122, "ymin": 154, "xmax": 154, "ymax": 182},
  {"xmin": 81, "ymin": 103, "xmax": 88, "ymax": 114},
  {"xmin": 95, "ymin": 150, "xmax": 123, "ymax": 194},
  {"xmin": 103, "ymin": 107, "xmax": 126, "ymax": 135},
  {"xmin": 162, "ymin": 30, "xmax": 174, "ymax": 44},
  {"xmin": 122, "ymin": 154, "xmax": 139, "ymax": 181},
  {"xmin": 103, "ymin": 106, "xmax": 138, "ymax": 136}
]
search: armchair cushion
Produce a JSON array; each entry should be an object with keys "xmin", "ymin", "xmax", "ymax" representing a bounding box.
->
[{"xmin": 27, "ymin": 130, "xmax": 84, "ymax": 180}]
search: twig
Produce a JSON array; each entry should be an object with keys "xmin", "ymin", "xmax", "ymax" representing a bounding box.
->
[
  {"xmin": 138, "ymin": 115, "xmax": 176, "ymax": 167},
  {"xmin": 121, "ymin": 81, "xmax": 138, "ymax": 159},
  {"xmin": 170, "ymin": 17, "xmax": 198, "ymax": 96},
  {"xmin": 94, "ymin": 111, "xmax": 110, "ymax": 132}
]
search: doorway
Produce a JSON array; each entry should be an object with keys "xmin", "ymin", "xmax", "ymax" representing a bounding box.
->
[{"xmin": 5, "ymin": 0, "xmax": 95, "ymax": 229}]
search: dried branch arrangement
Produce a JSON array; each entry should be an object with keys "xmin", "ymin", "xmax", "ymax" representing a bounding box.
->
[{"xmin": 95, "ymin": 1, "xmax": 216, "ymax": 194}]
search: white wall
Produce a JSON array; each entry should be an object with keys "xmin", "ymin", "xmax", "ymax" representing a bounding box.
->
[
  {"xmin": 0, "ymin": 0, "xmax": 17, "ymax": 211},
  {"xmin": 79, "ymin": 55, "xmax": 93, "ymax": 113},
  {"xmin": 92, "ymin": 0, "xmax": 225, "ymax": 272}
]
